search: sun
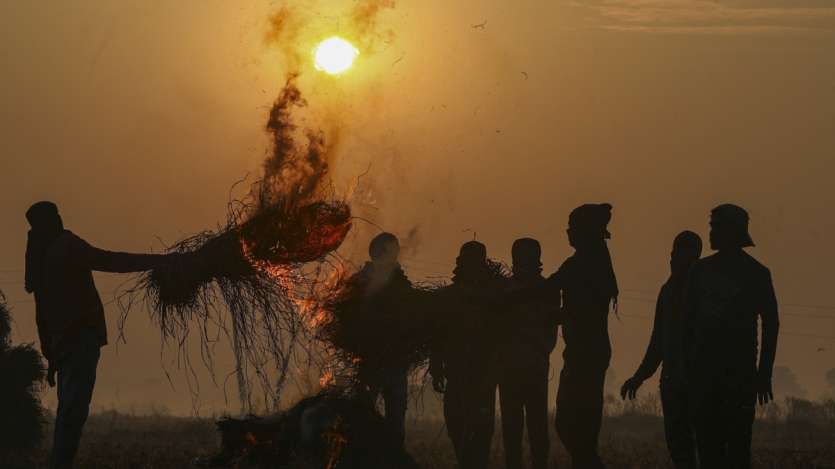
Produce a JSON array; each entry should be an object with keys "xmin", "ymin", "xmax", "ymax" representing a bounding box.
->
[{"xmin": 313, "ymin": 37, "xmax": 359, "ymax": 75}]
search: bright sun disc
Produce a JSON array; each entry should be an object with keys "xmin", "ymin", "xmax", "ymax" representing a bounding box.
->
[{"xmin": 314, "ymin": 37, "xmax": 358, "ymax": 75}]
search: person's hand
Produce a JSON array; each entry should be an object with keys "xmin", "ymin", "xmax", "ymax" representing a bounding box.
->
[
  {"xmin": 756, "ymin": 374, "xmax": 774, "ymax": 406},
  {"xmin": 47, "ymin": 363, "xmax": 56, "ymax": 388},
  {"xmin": 432, "ymin": 374, "xmax": 447, "ymax": 394},
  {"xmin": 620, "ymin": 376, "xmax": 643, "ymax": 400}
]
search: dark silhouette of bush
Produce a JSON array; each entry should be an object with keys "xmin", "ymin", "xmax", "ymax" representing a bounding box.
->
[{"xmin": 0, "ymin": 290, "xmax": 46, "ymax": 457}]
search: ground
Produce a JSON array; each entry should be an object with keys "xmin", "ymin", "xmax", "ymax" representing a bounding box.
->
[{"xmin": 11, "ymin": 405, "xmax": 835, "ymax": 469}]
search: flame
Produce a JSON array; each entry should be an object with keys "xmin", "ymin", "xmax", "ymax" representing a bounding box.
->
[
  {"xmin": 323, "ymin": 416, "xmax": 348, "ymax": 469},
  {"xmin": 319, "ymin": 370, "xmax": 335, "ymax": 388}
]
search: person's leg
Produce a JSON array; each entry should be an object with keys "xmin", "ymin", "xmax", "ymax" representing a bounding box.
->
[
  {"xmin": 382, "ymin": 370, "xmax": 409, "ymax": 449},
  {"xmin": 726, "ymin": 391, "xmax": 755, "ymax": 469},
  {"xmin": 692, "ymin": 389, "xmax": 725, "ymax": 469},
  {"xmin": 581, "ymin": 368, "xmax": 606, "ymax": 469},
  {"xmin": 525, "ymin": 359, "xmax": 551, "ymax": 469},
  {"xmin": 661, "ymin": 385, "xmax": 699, "ymax": 469},
  {"xmin": 463, "ymin": 381, "xmax": 496, "ymax": 469},
  {"xmin": 444, "ymin": 379, "xmax": 467, "ymax": 466},
  {"xmin": 560, "ymin": 368, "xmax": 605, "ymax": 469},
  {"xmin": 555, "ymin": 367, "xmax": 579, "ymax": 465},
  {"xmin": 50, "ymin": 331, "xmax": 100, "ymax": 469},
  {"xmin": 499, "ymin": 378, "xmax": 524, "ymax": 469}
]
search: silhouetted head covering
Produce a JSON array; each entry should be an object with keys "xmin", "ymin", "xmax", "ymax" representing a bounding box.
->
[
  {"xmin": 457, "ymin": 241, "xmax": 486, "ymax": 266},
  {"xmin": 25, "ymin": 201, "xmax": 64, "ymax": 294},
  {"xmin": 368, "ymin": 232, "xmax": 399, "ymax": 260},
  {"xmin": 711, "ymin": 204, "xmax": 755, "ymax": 248},
  {"xmin": 566, "ymin": 203, "xmax": 618, "ymax": 308},
  {"xmin": 453, "ymin": 241, "xmax": 489, "ymax": 283},
  {"xmin": 673, "ymin": 230, "xmax": 703, "ymax": 259},
  {"xmin": 569, "ymin": 203, "xmax": 612, "ymax": 240},
  {"xmin": 511, "ymin": 238, "xmax": 542, "ymax": 274}
]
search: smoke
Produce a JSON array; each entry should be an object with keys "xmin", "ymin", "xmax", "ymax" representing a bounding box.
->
[
  {"xmin": 255, "ymin": 0, "xmax": 397, "ymax": 209},
  {"xmin": 773, "ymin": 366, "xmax": 807, "ymax": 399},
  {"xmin": 258, "ymin": 74, "xmax": 337, "ymax": 206}
]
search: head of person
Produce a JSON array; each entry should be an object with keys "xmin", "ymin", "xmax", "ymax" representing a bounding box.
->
[
  {"xmin": 670, "ymin": 230, "xmax": 702, "ymax": 275},
  {"xmin": 511, "ymin": 237, "xmax": 542, "ymax": 276},
  {"xmin": 368, "ymin": 232, "xmax": 400, "ymax": 266},
  {"xmin": 453, "ymin": 240, "xmax": 488, "ymax": 281},
  {"xmin": 709, "ymin": 204, "xmax": 754, "ymax": 251},
  {"xmin": 567, "ymin": 203, "xmax": 612, "ymax": 250},
  {"xmin": 26, "ymin": 201, "xmax": 63, "ymax": 236},
  {"xmin": 24, "ymin": 201, "xmax": 64, "ymax": 294}
]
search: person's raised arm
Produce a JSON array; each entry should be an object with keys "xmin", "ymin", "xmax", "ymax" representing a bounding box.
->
[
  {"xmin": 621, "ymin": 287, "xmax": 664, "ymax": 400},
  {"xmin": 72, "ymin": 234, "xmax": 171, "ymax": 273},
  {"xmin": 757, "ymin": 269, "xmax": 780, "ymax": 405}
]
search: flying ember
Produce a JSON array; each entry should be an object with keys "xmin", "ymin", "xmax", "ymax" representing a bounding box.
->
[{"xmin": 314, "ymin": 36, "xmax": 358, "ymax": 75}]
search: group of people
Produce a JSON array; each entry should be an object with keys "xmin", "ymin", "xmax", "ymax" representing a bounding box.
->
[
  {"xmin": 22, "ymin": 200, "xmax": 779, "ymax": 469},
  {"xmin": 352, "ymin": 202, "xmax": 779, "ymax": 469}
]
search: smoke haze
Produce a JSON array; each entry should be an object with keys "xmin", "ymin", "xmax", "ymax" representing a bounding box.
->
[{"xmin": 1, "ymin": 0, "xmax": 834, "ymax": 414}]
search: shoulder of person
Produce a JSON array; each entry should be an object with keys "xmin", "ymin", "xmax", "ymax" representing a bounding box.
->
[
  {"xmin": 741, "ymin": 251, "xmax": 769, "ymax": 274},
  {"xmin": 47, "ymin": 230, "xmax": 85, "ymax": 254}
]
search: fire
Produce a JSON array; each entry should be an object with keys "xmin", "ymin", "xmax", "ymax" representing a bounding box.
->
[
  {"xmin": 319, "ymin": 370, "xmax": 335, "ymax": 388},
  {"xmin": 323, "ymin": 416, "xmax": 348, "ymax": 469},
  {"xmin": 314, "ymin": 37, "xmax": 359, "ymax": 75}
]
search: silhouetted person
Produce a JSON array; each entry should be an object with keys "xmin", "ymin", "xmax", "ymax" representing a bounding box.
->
[
  {"xmin": 430, "ymin": 241, "xmax": 506, "ymax": 469},
  {"xmin": 350, "ymin": 232, "xmax": 412, "ymax": 448},
  {"xmin": 498, "ymin": 238, "xmax": 557, "ymax": 469},
  {"xmin": 684, "ymin": 204, "xmax": 779, "ymax": 469},
  {"xmin": 24, "ymin": 202, "xmax": 176, "ymax": 469},
  {"xmin": 549, "ymin": 203, "xmax": 618, "ymax": 469},
  {"xmin": 620, "ymin": 231, "xmax": 702, "ymax": 469}
]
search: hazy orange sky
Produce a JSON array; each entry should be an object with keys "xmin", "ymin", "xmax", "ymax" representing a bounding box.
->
[{"xmin": 2, "ymin": 0, "xmax": 834, "ymax": 415}]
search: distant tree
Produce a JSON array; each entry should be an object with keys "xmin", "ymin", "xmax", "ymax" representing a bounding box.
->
[
  {"xmin": 0, "ymin": 290, "xmax": 45, "ymax": 462},
  {"xmin": 826, "ymin": 368, "xmax": 835, "ymax": 396},
  {"xmin": 772, "ymin": 366, "xmax": 807, "ymax": 399}
]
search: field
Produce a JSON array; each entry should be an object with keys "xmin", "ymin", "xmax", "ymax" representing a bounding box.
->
[{"xmin": 9, "ymin": 396, "xmax": 835, "ymax": 469}]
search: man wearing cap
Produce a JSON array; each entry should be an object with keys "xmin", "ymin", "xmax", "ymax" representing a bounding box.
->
[
  {"xmin": 621, "ymin": 231, "xmax": 703, "ymax": 469},
  {"xmin": 498, "ymin": 238, "xmax": 558, "ymax": 469},
  {"xmin": 430, "ymin": 241, "xmax": 507, "ymax": 469},
  {"xmin": 548, "ymin": 203, "xmax": 618, "ymax": 469},
  {"xmin": 349, "ymin": 232, "xmax": 413, "ymax": 448},
  {"xmin": 684, "ymin": 204, "xmax": 779, "ymax": 468},
  {"xmin": 24, "ymin": 201, "xmax": 178, "ymax": 469}
]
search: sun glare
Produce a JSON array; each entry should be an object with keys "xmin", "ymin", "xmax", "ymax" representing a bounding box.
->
[{"xmin": 313, "ymin": 37, "xmax": 359, "ymax": 75}]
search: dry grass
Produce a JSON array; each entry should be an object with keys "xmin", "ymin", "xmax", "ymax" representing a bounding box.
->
[{"xmin": 10, "ymin": 399, "xmax": 835, "ymax": 469}]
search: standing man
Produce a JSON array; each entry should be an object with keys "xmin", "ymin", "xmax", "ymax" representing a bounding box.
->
[
  {"xmin": 430, "ymin": 241, "xmax": 507, "ymax": 469},
  {"xmin": 684, "ymin": 204, "xmax": 779, "ymax": 468},
  {"xmin": 498, "ymin": 238, "xmax": 558, "ymax": 469},
  {"xmin": 549, "ymin": 203, "xmax": 618, "ymax": 469},
  {"xmin": 24, "ymin": 201, "xmax": 176, "ymax": 469},
  {"xmin": 620, "ymin": 231, "xmax": 703, "ymax": 469},
  {"xmin": 350, "ymin": 232, "xmax": 412, "ymax": 449}
]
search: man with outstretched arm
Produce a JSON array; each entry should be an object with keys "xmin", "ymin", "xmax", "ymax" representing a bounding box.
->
[{"xmin": 24, "ymin": 201, "xmax": 179, "ymax": 469}]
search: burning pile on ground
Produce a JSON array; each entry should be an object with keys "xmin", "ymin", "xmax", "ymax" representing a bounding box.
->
[{"xmin": 202, "ymin": 391, "xmax": 418, "ymax": 469}]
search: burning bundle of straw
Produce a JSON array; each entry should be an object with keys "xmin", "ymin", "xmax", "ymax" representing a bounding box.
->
[
  {"xmin": 119, "ymin": 197, "xmax": 351, "ymax": 410},
  {"xmin": 316, "ymin": 275, "xmax": 438, "ymax": 389},
  {"xmin": 119, "ymin": 74, "xmax": 354, "ymax": 410},
  {"xmin": 138, "ymin": 200, "xmax": 351, "ymax": 317}
]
